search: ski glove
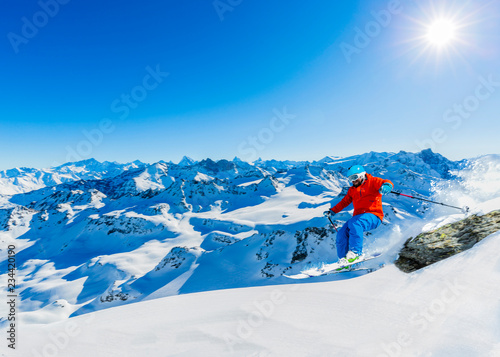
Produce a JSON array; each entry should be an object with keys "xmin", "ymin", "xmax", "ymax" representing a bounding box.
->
[
  {"xmin": 323, "ymin": 210, "xmax": 335, "ymax": 217},
  {"xmin": 379, "ymin": 183, "xmax": 393, "ymax": 195}
]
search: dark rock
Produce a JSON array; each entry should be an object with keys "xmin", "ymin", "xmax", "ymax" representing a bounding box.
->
[
  {"xmin": 155, "ymin": 247, "xmax": 191, "ymax": 270},
  {"xmin": 261, "ymin": 262, "xmax": 279, "ymax": 278},
  {"xmin": 291, "ymin": 227, "xmax": 329, "ymax": 263},
  {"xmin": 396, "ymin": 210, "xmax": 500, "ymax": 272}
]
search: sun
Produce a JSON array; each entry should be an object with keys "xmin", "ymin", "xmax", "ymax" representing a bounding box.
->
[
  {"xmin": 426, "ymin": 19, "xmax": 456, "ymax": 47},
  {"xmin": 395, "ymin": 1, "xmax": 481, "ymax": 68}
]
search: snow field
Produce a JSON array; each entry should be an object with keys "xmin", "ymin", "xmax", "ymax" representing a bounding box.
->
[{"xmin": 10, "ymin": 230, "xmax": 500, "ymax": 357}]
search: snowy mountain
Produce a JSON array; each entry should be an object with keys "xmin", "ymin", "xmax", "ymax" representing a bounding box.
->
[
  {"xmin": 0, "ymin": 149, "xmax": 498, "ymax": 338},
  {"xmin": 177, "ymin": 156, "xmax": 197, "ymax": 166},
  {"xmin": 0, "ymin": 159, "xmax": 146, "ymax": 195},
  {"xmin": 15, "ymin": 230, "xmax": 500, "ymax": 356}
]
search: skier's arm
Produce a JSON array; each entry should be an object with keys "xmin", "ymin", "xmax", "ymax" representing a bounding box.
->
[
  {"xmin": 378, "ymin": 178, "xmax": 394, "ymax": 195},
  {"xmin": 330, "ymin": 191, "xmax": 353, "ymax": 214}
]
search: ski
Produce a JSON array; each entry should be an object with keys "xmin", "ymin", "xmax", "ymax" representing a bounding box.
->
[
  {"xmin": 324, "ymin": 263, "xmax": 385, "ymax": 276},
  {"xmin": 284, "ymin": 253, "xmax": 382, "ymax": 279}
]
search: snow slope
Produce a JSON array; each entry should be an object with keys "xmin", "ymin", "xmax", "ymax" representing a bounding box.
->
[{"xmin": 12, "ymin": 231, "xmax": 500, "ymax": 357}]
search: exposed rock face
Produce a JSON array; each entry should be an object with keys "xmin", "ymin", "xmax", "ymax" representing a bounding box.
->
[
  {"xmin": 396, "ymin": 210, "xmax": 500, "ymax": 273},
  {"xmin": 291, "ymin": 227, "xmax": 330, "ymax": 264}
]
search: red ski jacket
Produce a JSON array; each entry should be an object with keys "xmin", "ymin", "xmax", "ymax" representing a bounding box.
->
[{"xmin": 330, "ymin": 173, "xmax": 393, "ymax": 221}]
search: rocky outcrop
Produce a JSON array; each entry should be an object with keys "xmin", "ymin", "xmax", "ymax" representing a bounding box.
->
[
  {"xmin": 154, "ymin": 247, "xmax": 194, "ymax": 270},
  {"xmin": 396, "ymin": 210, "xmax": 500, "ymax": 272},
  {"xmin": 291, "ymin": 227, "xmax": 330, "ymax": 264}
]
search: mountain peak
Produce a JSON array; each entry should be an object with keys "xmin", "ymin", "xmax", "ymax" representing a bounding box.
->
[
  {"xmin": 178, "ymin": 156, "xmax": 196, "ymax": 166},
  {"xmin": 59, "ymin": 158, "xmax": 101, "ymax": 168},
  {"xmin": 417, "ymin": 149, "xmax": 458, "ymax": 178},
  {"xmin": 131, "ymin": 160, "xmax": 146, "ymax": 167},
  {"xmin": 197, "ymin": 158, "xmax": 235, "ymax": 172}
]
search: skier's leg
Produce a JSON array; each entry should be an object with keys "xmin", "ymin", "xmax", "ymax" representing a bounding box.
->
[
  {"xmin": 335, "ymin": 221, "xmax": 350, "ymax": 259},
  {"xmin": 346, "ymin": 213, "xmax": 381, "ymax": 255}
]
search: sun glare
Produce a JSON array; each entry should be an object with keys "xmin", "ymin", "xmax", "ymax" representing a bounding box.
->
[
  {"xmin": 397, "ymin": 1, "xmax": 481, "ymax": 68},
  {"xmin": 426, "ymin": 19, "xmax": 456, "ymax": 47}
]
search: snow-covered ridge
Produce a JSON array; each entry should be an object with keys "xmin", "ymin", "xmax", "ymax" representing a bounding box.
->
[
  {"xmin": 0, "ymin": 149, "xmax": 461, "ymax": 196},
  {"xmin": 0, "ymin": 159, "xmax": 147, "ymax": 195},
  {"xmin": 0, "ymin": 149, "xmax": 497, "ymax": 328}
]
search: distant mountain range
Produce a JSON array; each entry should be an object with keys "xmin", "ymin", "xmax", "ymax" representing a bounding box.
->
[{"xmin": 0, "ymin": 149, "xmax": 462, "ymax": 195}]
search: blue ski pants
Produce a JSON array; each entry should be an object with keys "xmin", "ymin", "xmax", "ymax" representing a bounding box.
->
[{"xmin": 336, "ymin": 213, "xmax": 381, "ymax": 258}]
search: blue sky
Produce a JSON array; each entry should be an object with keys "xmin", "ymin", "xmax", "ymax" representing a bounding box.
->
[{"xmin": 1, "ymin": 0, "xmax": 499, "ymax": 170}]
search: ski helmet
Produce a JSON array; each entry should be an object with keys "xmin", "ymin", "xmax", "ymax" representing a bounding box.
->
[{"xmin": 347, "ymin": 165, "xmax": 366, "ymax": 182}]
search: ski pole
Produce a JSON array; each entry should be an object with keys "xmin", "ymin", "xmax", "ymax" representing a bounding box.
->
[
  {"xmin": 324, "ymin": 212, "xmax": 338, "ymax": 232},
  {"xmin": 390, "ymin": 191, "xmax": 469, "ymax": 213}
]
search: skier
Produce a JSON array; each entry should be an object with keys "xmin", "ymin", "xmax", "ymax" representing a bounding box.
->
[{"xmin": 324, "ymin": 165, "xmax": 393, "ymax": 266}]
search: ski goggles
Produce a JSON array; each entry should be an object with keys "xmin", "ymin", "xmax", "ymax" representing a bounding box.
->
[{"xmin": 348, "ymin": 173, "xmax": 364, "ymax": 182}]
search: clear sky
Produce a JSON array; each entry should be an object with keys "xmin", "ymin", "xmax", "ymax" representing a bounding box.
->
[{"xmin": 1, "ymin": 0, "xmax": 499, "ymax": 170}]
